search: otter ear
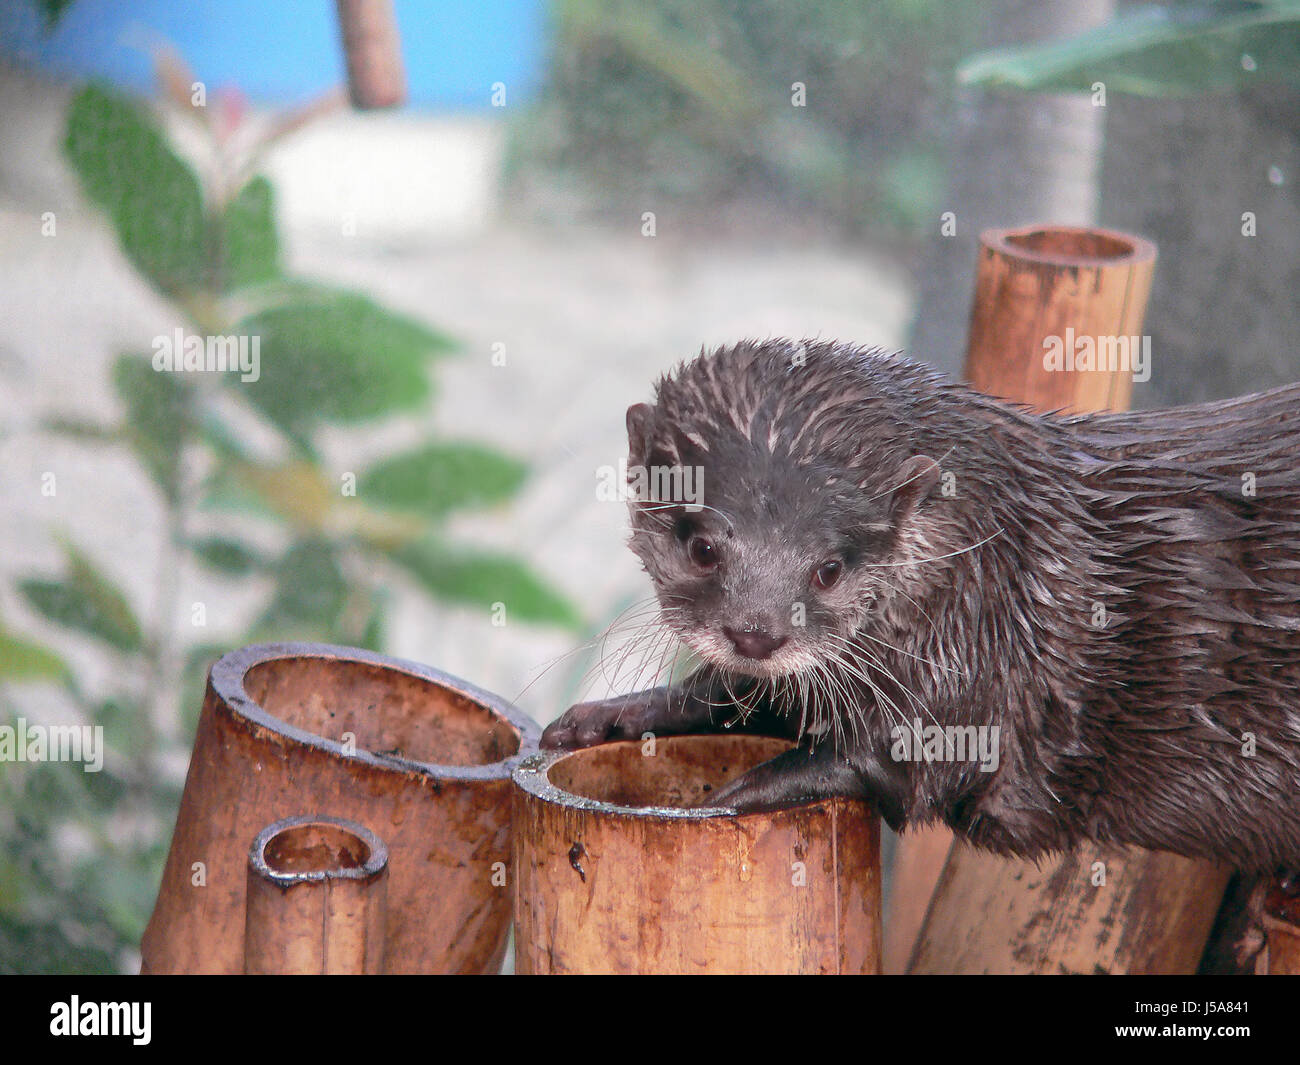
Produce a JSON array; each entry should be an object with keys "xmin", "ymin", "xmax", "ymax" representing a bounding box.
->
[
  {"xmin": 889, "ymin": 455, "xmax": 941, "ymax": 524},
  {"xmin": 626, "ymin": 403, "xmax": 658, "ymax": 467}
]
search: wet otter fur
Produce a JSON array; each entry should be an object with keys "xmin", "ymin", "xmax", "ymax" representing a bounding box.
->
[{"xmin": 542, "ymin": 338, "xmax": 1300, "ymax": 873}]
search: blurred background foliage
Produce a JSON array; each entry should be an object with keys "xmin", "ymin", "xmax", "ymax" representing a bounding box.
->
[
  {"xmin": 0, "ymin": 63, "xmax": 577, "ymax": 972},
  {"xmin": 507, "ymin": 0, "xmax": 984, "ymax": 237}
]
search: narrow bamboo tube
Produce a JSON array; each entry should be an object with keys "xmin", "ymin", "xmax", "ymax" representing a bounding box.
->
[
  {"xmin": 900, "ymin": 224, "xmax": 1229, "ymax": 974},
  {"xmin": 965, "ymin": 225, "xmax": 1157, "ymax": 415},
  {"xmin": 911, "ymin": 844, "xmax": 1231, "ymax": 974},
  {"xmin": 336, "ymin": 0, "xmax": 407, "ymax": 109},
  {"xmin": 890, "ymin": 223, "xmax": 1154, "ymax": 971},
  {"xmin": 141, "ymin": 642, "xmax": 537, "ymax": 974},
  {"xmin": 882, "ymin": 823, "xmax": 952, "ymax": 973},
  {"xmin": 245, "ymin": 816, "xmax": 388, "ymax": 975},
  {"xmin": 513, "ymin": 735, "xmax": 881, "ymax": 974}
]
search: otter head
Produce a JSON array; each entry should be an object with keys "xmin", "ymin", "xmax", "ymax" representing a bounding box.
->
[{"xmin": 625, "ymin": 396, "xmax": 941, "ymax": 681}]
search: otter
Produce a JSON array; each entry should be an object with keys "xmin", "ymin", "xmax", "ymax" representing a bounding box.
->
[{"xmin": 541, "ymin": 338, "xmax": 1300, "ymax": 873}]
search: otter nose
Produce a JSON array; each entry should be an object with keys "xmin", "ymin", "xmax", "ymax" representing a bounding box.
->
[{"xmin": 723, "ymin": 627, "xmax": 788, "ymax": 660}]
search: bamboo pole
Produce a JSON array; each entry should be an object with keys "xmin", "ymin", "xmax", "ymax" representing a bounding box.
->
[
  {"xmin": 513, "ymin": 735, "xmax": 881, "ymax": 974},
  {"xmin": 244, "ymin": 816, "xmax": 388, "ymax": 975},
  {"xmin": 336, "ymin": 0, "xmax": 407, "ymax": 109},
  {"xmin": 882, "ymin": 823, "xmax": 952, "ymax": 973},
  {"xmin": 141, "ymin": 642, "xmax": 537, "ymax": 974},
  {"xmin": 965, "ymin": 225, "xmax": 1156, "ymax": 414},
  {"xmin": 899, "ymin": 224, "xmax": 1229, "ymax": 974},
  {"xmin": 911, "ymin": 843, "xmax": 1230, "ymax": 974},
  {"xmin": 890, "ymin": 223, "xmax": 1153, "ymax": 971}
]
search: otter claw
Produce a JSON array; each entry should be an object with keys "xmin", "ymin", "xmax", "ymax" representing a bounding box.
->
[{"xmin": 540, "ymin": 694, "xmax": 659, "ymax": 750}]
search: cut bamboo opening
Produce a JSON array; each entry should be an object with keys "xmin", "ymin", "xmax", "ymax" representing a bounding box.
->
[
  {"xmin": 512, "ymin": 735, "xmax": 881, "ymax": 974},
  {"xmin": 245, "ymin": 816, "xmax": 388, "ymax": 975},
  {"xmin": 966, "ymin": 223, "xmax": 1157, "ymax": 414},
  {"xmin": 141, "ymin": 642, "xmax": 537, "ymax": 974}
]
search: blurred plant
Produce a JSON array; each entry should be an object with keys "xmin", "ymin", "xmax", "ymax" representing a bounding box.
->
[
  {"xmin": 32, "ymin": 0, "xmax": 76, "ymax": 33},
  {"xmin": 509, "ymin": 0, "xmax": 982, "ymax": 236},
  {"xmin": 958, "ymin": 0, "xmax": 1300, "ymax": 96},
  {"xmin": 0, "ymin": 54, "xmax": 578, "ymax": 973}
]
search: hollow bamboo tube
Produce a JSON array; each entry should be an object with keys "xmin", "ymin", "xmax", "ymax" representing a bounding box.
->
[
  {"xmin": 911, "ymin": 845, "xmax": 1231, "ymax": 974},
  {"xmin": 890, "ymin": 222, "xmax": 1156, "ymax": 971},
  {"xmin": 244, "ymin": 816, "xmax": 388, "ymax": 975},
  {"xmin": 882, "ymin": 823, "xmax": 952, "ymax": 973},
  {"xmin": 141, "ymin": 642, "xmax": 537, "ymax": 974},
  {"xmin": 899, "ymin": 224, "xmax": 1230, "ymax": 974},
  {"xmin": 513, "ymin": 735, "xmax": 881, "ymax": 974},
  {"xmin": 965, "ymin": 224, "xmax": 1157, "ymax": 415},
  {"xmin": 336, "ymin": 0, "xmax": 407, "ymax": 109}
]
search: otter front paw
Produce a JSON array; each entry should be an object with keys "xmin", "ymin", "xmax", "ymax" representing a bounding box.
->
[
  {"xmin": 701, "ymin": 746, "xmax": 903, "ymax": 827},
  {"xmin": 540, "ymin": 691, "xmax": 670, "ymax": 750}
]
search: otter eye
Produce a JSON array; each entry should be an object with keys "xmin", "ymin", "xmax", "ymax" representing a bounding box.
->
[
  {"xmin": 812, "ymin": 559, "xmax": 843, "ymax": 590},
  {"xmin": 687, "ymin": 535, "xmax": 718, "ymax": 570}
]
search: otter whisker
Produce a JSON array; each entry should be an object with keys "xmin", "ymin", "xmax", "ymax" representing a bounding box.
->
[
  {"xmin": 860, "ymin": 527, "xmax": 1005, "ymax": 569},
  {"xmin": 634, "ymin": 499, "xmax": 736, "ymax": 525},
  {"xmin": 824, "ymin": 634, "xmax": 922, "ymax": 740},
  {"xmin": 872, "ymin": 576, "xmax": 948, "ymax": 657},
  {"xmin": 826, "ymin": 632, "xmax": 935, "ymax": 734},
  {"xmin": 852, "ymin": 624, "xmax": 961, "ymax": 676},
  {"xmin": 512, "ymin": 597, "xmax": 674, "ymax": 704}
]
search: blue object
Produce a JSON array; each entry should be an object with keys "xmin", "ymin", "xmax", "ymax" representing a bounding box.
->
[{"xmin": 0, "ymin": 0, "xmax": 546, "ymax": 109}]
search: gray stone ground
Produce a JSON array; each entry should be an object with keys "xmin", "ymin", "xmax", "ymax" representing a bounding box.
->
[{"xmin": 0, "ymin": 63, "xmax": 911, "ymax": 755}]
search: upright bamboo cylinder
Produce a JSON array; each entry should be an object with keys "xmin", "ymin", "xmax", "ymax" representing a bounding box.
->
[
  {"xmin": 965, "ymin": 224, "xmax": 1156, "ymax": 415},
  {"xmin": 141, "ymin": 642, "xmax": 537, "ymax": 974},
  {"xmin": 911, "ymin": 843, "xmax": 1231, "ymax": 974},
  {"xmin": 890, "ymin": 223, "xmax": 1154, "ymax": 971},
  {"xmin": 245, "ymin": 816, "xmax": 388, "ymax": 975},
  {"xmin": 882, "ymin": 823, "xmax": 953, "ymax": 973},
  {"xmin": 898, "ymin": 224, "xmax": 1228, "ymax": 974},
  {"xmin": 513, "ymin": 736, "xmax": 881, "ymax": 974}
]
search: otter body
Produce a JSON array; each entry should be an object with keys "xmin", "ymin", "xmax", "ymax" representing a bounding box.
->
[{"xmin": 542, "ymin": 339, "xmax": 1300, "ymax": 872}]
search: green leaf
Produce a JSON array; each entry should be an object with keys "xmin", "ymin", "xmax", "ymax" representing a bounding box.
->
[
  {"xmin": 188, "ymin": 536, "xmax": 262, "ymax": 575},
  {"xmin": 217, "ymin": 175, "xmax": 280, "ymax": 291},
  {"xmin": 359, "ymin": 590, "xmax": 387, "ymax": 652},
  {"xmin": 79, "ymin": 758, "xmax": 130, "ymax": 812},
  {"xmin": 387, "ymin": 539, "xmax": 581, "ymax": 628},
  {"xmin": 360, "ymin": 441, "xmax": 528, "ymax": 517},
  {"xmin": 196, "ymin": 407, "xmax": 255, "ymax": 463},
  {"xmin": 41, "ymin": 417, "xmax": 121, "ymax": 444},
  {"xmin": 198, "ymin": 462, "xmax": 281, "ymax": 521},
  {"xmin": 199, "ymin": 458, "xmax": 334, "ymax": 530},
  {"xmin": 179, "ymin": 643, "xmax": 228, "ymax": 739},
  {"xmin": 63, "ymin": 84, "xmax": 208, "ymax": 294},
  {"xmin": 234, "ymin": 292, "xmax": 456, "ymax": 440},
  {"xmin": 112, "ymin": 354, "xmax": 194, "ymax": 502},
  {"xmin": 0, "ymin": 625, "xmax": 69, "ymax": 682},
  {"xmin": 957, "ymin": 2, "xmax": 1300, "ymax": 97},
  {"xmin": 254, "ymin": 540, "xmax": 347, "ymax": 636},
  {"xmin": 93, "ymin": 698, "xmax": 147, "ymax": 758},
  {"xmin": 17, "ymin": 541, "xmax": 144, "ymax": 654}
]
